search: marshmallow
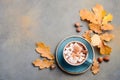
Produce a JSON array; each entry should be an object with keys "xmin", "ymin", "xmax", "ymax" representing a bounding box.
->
[
  {"xmin": 78, "ymin": 58, "xmax": 82, "ymax": 62},
  {"xmin": 81, "ymin": 56, "xmax": 85, "ymax": 60},
  {"xmin": 68, "ymin": 57, "xmax": 77, "ymax": 64},
  {"xmin": 74, "ymin": 42, "xmax": 78, "ymax": 45},
  {"xmin": 70, "ymin": 47, "xmax": 74, "ymax": 51},
  {"xmin": 70, "ymin": 43, "xmax": 74, "ymax": 47},
  {"xmin": 65, "ymin": 55, "xmax": 69, "ymax": 59},
  {"xmin": 80, "ymin": 52, "xmax": 85, "ymax": 57},
  {"xmin": 69, "ymin": 46, "xmax": 74, "ymax": 50},
  {"xmin": 68, "ymin": 57, "xmax": 73, "ymax": 62},
  {"xmin": 64, "ymin": 50, "xmax": 68, "ymax": 55},
  {"xmin": 74, "ymin": 57, "xmax": 79, "ymax": 61},
  {"xmin": 65, "ymin": 47, "xmax": 73, "ymax": 53},
  {"xmin": 72, "ymin": 59, "xmax": 77, "ymax": 64},
  {"xmin": 65, "ymin": 47, "xmax": 69, "ymax": 50},
  {"xmin": 67, "ymin": 52, "xmax": 72, "ymax": 57}
]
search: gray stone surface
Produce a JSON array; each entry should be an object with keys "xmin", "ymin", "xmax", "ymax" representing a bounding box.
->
[{"xmin": 0, "ymin": 0, "xmax": 120, "ymax": 80}]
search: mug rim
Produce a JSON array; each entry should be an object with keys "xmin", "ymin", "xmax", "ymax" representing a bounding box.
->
[{"xmin": 63, "ymin": 41, "xmax": 88, "ymax": 66}]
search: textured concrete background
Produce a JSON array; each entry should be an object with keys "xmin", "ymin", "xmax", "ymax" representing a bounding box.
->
[{"xmin": 0, "ymin": 0, "xmax": 120, "ymax": 80}]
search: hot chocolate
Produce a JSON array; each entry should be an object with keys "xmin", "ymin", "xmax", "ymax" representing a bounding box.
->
[{"xmin": 63, "ymin": 41, "xmax": 88, "ymax": 66}]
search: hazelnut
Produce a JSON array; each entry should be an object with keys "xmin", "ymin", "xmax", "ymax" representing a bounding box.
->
[
  {"xmin": 103, "ymin": 56, "xmax": 110, "ymax": 62},
  {"xmin": 76, "ymin": 27, "xmax": 81, "ymax": 32},
  {"xmin": 97, "ymin": 57, "xmax": 103, "ymax": 63},
  {"xmin": 50, "ymin": 64, "xmax": 56, "ymax": 70},
  {"xmin": 74, "ymin": 22, "xmax": 80, "ymax": 28}
]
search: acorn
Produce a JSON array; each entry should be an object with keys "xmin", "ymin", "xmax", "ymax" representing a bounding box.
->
[
  {"xmin": 50, "ymin": 64, "xmax": 56, "ymax": 70},
  {"xmin": 76, "ymin": 27, "xmax": 81, "ymax": 32},
  {"xmin": 74, "ymin": 22, "xmax": 80, "ymax": 28},
  {"xmin": 103, "ymin": 56, "xmax": 110, "ymax": 62},
  {"xmin": 97, "ymin": 57, "xmax": 103, "ymax": 63}
]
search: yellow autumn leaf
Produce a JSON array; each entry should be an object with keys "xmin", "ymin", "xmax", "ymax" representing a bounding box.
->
[
  {"xmin": 102, "ymin": 13, "xmax": 113, "ymax": 24},
  {"xmin": 99, "ymin": 41, "xmax": 112, "ymax": 55},
  {"xmin": 102, "ymin": 10, "xmax": 107, "ymax": 18}
]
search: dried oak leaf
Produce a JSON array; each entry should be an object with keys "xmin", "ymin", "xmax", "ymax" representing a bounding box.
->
[
  {"xmin": 82, "ymin": 30, "xmax": 92, "ymax": 42},
  {"xmin": 91, "ymin": 59, "xmax": 100, "ymax": 75},
  {"xmin": 91, "ymin": 34, "xmax": 102, "ymax": 46},
  {"xmin": 89, "ymin": 23, "xmax": 102, "ymax": 34},
  {"xmin": 80, "ymin": 9, "xmax": 98, "ymax": 24},
  {"xmin": 32, "ymin": 58, "xmax": 54, "ymax": 69},
  {"xmin": 100, "ymin": 33, "xmax": 114, "ymax": 42},
  {"xmin": 102, "ymin": 13, "xmax": 113, "ymax": 24},
  {"xmin": 92, "ymin": 4, "xmax": 105, "ymax": 24},
  {"xmin": 99, "ymin": 41, "xmax": 112, "ymax": 55},
  {"xmin": 80, "ymin": 4, "xmax": 106, "ymax": 25},
  {"xmin": 101, "ymin": 23, "xmax": 114, "ymax": 31},
  {"xmin": 35, "ymin": 42, "xmax": 54, "ymax": 60}
]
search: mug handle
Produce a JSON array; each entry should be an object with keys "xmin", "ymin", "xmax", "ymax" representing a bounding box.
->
[{"xmin": 84, "ymin": 58, "xmax": 93, "ymax": 65}]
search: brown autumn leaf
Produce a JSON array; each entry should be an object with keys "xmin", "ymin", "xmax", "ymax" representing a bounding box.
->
[
  {"xmin": 91, "ymin": 59, "xmax": 100, "ymax": 75},
  {"xmin": 35, "ymin": 42, "xmax": 54, "ymax": 60},
  {"xmin": 80, "ymin": 4, "xmax": 114, "ymax": 32},
  {"xmin": 82, "ymin": 30, "xmax": 92, "ymax": 42},
  {"xmin": 80, "ymin": 4, "xmax": 107, "ymax": 25},
  {"xmin": 99, "ymin": 41, "xmax": 112, "ymax": 55},
  {"xmin": 91, "ymin": 34, "xmax": 102, "ymax": 46},
  {"xmin": 92, "ymin": 4, "xmax": 105, "ymax": 24},
  {"xmin": 89, "ymin": 23, "xmax": 102, "ymax": 34},
  {"xmin": 80, "ymin": 9, "xmax": 98, "ymax": 24},
  {"xmin": 101, "ymin": 23, "xmax": 114, "ymax": 31},
  {"xmin": 100, "ymin": 33, "xmax": 114, "ymax": 42},
  {"xmin": 32, "ymin": 58, "xmax": 54, "ymax": 69}
]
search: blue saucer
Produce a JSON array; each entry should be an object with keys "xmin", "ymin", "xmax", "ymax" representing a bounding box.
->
[{"xmin": 56, "ymin": 36, "xmax": 95, "ymax": 74}]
